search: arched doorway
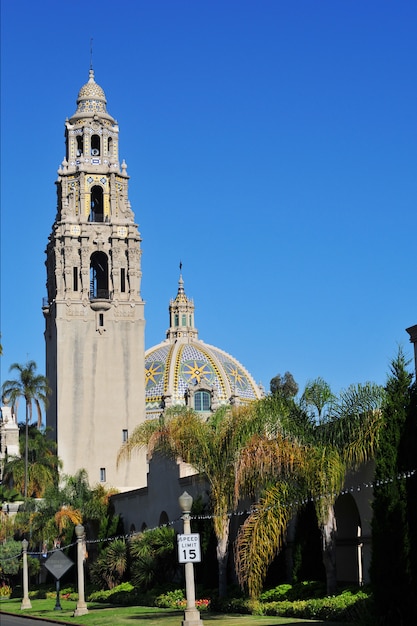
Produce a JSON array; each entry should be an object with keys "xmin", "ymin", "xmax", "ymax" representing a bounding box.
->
[{"xmin": 334, "ymin": 493, "xmax": 363, "ymax": 585}]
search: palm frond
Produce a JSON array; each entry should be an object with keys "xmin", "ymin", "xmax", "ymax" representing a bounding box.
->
[
  {"xmin": 235, "ymin": 482, "xmax": 294, "ymax": 599},
  {"xmin": 54, "ymin": 506, "xmax": 82, "ymax": 533},
  {"xmin": 235, "ymin": 433, "xmax": 306, "ymax": 501}
]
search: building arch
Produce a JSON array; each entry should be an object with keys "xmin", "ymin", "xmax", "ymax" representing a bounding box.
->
[
  {"xmin": 159, "ymin": 511, "xmax": 169, "ymax": 526},
  {"xmin": 334, "ymin": 493, "xmax": 363, "ymax": 585},
  {"xmin": 90, "ymin": 252, "xmax": 109, "ymax": 299},
  {"xmin": 89, "ymin": 185, "xmax": 104, "ymax": 222}
]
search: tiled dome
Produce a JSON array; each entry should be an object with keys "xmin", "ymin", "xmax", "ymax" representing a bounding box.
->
[
  {"xmin": 70, "ymin": 69, "xmax": 115, "ymax": 122},
  {"xmin": 145, "ymin": 276, "xmax": 263, "ymax": 417}
]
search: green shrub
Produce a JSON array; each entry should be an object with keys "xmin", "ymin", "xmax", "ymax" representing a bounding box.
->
[
  {"xmin": 0, "ymin": 584, "xmax": 12, "ymax": 597},
  {"xmin": 154, "ymin": 588, "xmax": 185, "ymax": 609},
  {"xmin": 88, "ymin": 582, "xmax": 139, "ymax": 605},
  {"xmin": 214, "ymin": 596, "xmax": 258, "ymax": 614},
  {"xmin": 154, "ymin": 589, "xmax": 211, "ymax": 611},
  {"xmin": 260, "ymin": 581, "xmax": 326, "ymax": 603},
  {"xmin": 88, "ymin": 588, "xmax": 111, "ymax": 603},
  {"xmin": 261, "ymin": 587, "xmax": 371, "ymax": 621},
  {"xmin": 260, "ymin": 583, "xmax": 293, "ymax": 602},
  {"xmin": 43, "ymin": 586, "xmax": 78, "ymax": 601},
  {"xmin": 288, "ymin": 580, "xmax": 326, "ymax": 600},
  {"xmin": 27, "ymin": 588, "xmax": 46, "ymax": 599}
]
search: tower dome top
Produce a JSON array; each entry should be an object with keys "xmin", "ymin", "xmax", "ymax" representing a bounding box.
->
[
  {"xmin": 70, "ymin": 69, "xmax": 115, "ymax": 123},
  {"xmin": 145, "ymin": 275, "xmax": 264, "ymax": 417},
  {"xmin": 78, "ymin": 69, "xmax": 106, "ymax": 102}
]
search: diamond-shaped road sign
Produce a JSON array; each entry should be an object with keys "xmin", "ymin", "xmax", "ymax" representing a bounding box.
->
[{"xmin": 44, "ymin": 550, "xmax": 74, "ymax": 580}]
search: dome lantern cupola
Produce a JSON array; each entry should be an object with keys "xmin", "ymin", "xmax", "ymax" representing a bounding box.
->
[{"xmin": 166, "ymin": 273, "xmax": 198, "ymax": 341}]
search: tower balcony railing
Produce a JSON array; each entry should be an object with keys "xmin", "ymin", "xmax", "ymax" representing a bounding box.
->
[{"xmin": 89, "ymin": 289, "xmax": 112, "ymax": 311}]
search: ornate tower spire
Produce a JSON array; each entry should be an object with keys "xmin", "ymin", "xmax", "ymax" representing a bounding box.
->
[
  {"xmin": 44, "ymin": 70, "xmax": 146, "ymax": 491},
  {"xmin": 166, "ymin": 270, "xmax": 198, "ymax": 341}
]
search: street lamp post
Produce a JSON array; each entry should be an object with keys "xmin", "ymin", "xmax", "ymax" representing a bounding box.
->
[
  {"xmin": 21, "ymin": 539, "xmax": 32, "ymax": 610},
  {"xmin": 74, "ymin": 524, "xmax": 89, "ymax": 616},
  {"xmin": 178, "ymin": 491, "xmax": 203, "ymax": 626}
]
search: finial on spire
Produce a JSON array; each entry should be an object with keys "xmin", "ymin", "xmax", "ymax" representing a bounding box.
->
[
  {"xmin": 90, "ymin": 38, "xmax": 93, "ymax": 70},
  {"xmin": 179, "ymin": 260, "xmax": 183, "ymax": 273}
]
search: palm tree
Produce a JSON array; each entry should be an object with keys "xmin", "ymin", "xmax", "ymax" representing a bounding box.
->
[
  {"xmin": 90, "ymin": 538, "xmax": 129, "ymax": 590},
  {"xmin": 130, "ymin": 527, "xmax": 177, "ymax": 590},
  {"xmin": 2, "ymin": 425, "xmax": 61, "ymax": 498},
  {"xmin": 301, "ymin": 376, "xmax": 335, "ymax": 422},
  {"xmin": 235, "ymin": 380, "xmax": 384, "ymax": 598},
  {"xmin": 2, "ymin": 360, "xmax": 51, "ymax": 498},
  {"xmin": 118, "ymin": 404, "xmax": 289, "ymax": 598}
]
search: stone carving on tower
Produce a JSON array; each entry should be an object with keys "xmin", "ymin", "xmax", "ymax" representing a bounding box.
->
[{"xmin": 43, "ymin": 70, "xmax": 147, "ymax": 491}]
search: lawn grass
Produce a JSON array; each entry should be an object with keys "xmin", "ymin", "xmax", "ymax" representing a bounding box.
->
[{"xmin": 0, "ymin": 597, "xmax": 349, "ymax": 625}]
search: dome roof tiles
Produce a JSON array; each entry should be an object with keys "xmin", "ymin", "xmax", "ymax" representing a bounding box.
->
[
  {"xmin": 145, "ymin": 338, "xmax": 262, "ymax": 416},
  {"xmin": 70, "ymin": 69, "xmax": 115, "ymax": 123}
]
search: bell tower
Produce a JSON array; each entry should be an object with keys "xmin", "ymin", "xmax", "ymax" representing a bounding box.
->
[{"xmin": 44, "ymin": 70, "xmax": 147, "ymax": 490}]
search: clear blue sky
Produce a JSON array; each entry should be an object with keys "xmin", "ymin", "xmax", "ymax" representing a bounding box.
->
[{"xmin": 1, "ymin": 0, "xmax": 416, "ymax": 406}]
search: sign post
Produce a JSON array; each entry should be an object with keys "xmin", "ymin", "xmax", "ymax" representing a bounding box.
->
[
  {"xmin": 44, "ymin": 550, "xmax": 74, "ymax": 610},
  {"xmin": 178, "ymin": 492, "xmax": 204, "ymax": 626}
]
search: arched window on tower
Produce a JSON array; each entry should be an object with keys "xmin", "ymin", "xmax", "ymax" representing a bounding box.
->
[
  {"xmin": 76, "ymin": 135, "xmax": 83, "ymax": 157},
  {"xmin": 91, "ymin": 134, "xmax": 101, "ymax": 157},
  {"xmin": 90, "ymin": 252, "xmax": 109, "ymax": 299},
  {"xmin": 89, "ymin": 186, "xmax": 104, "ymax": 222},
  {"xmin": 194, "ymin": 390, "xmax": 211, "ymax": 412},
  {"xmin": 107, "ymin": 136, "xmax": 113, "ymax": 156}
]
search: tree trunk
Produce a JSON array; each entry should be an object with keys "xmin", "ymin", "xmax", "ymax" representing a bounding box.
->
[
  {"xmin": 321, "ymin": 504, "xmax": 337, "ymax": 595},
  {"xmin": 24, "ymin": 402, "xmax": 29, "ymax": 498},
  {"xmin": 216, "ymin": 516, "xmax": 230, "ymax": 598}
]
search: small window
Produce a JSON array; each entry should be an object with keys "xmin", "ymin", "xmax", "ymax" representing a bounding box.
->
[
  {"xmin": 100, "ymin": 468, "xmax": 106, "ymax": 482},
  {"xmin": 194, "ymin": 390, "xmax": 211, "ymax": 412},
  {"xmin": 175, "ymin": 314, "xmax": 179, "ymax": 326},
  {"xmin": 122, "ymin": 429, "xmax": 128, "ymax": 442},
  {"xmin": 73, "ymin": 267, "xmax": 78, "ymax": 292},
  {"xmin": 107, "ymin": 136, "xmax": 113, "ymax": 156},
  {"xmin": 99, "ymin": 314, "xmax": 104, "ymax": 327},
  {"xmin": 182, "ymin": 314, "xmax": 186, "ymax": 326},
  {"xmin": 121, "ymin": 268, "xmax": 126, "ymax": 293}
]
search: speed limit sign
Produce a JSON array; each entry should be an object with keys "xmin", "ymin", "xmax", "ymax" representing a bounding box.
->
[{"xmin": 178, "ymin": 533, "xmax": 201, "ymax": 563}]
